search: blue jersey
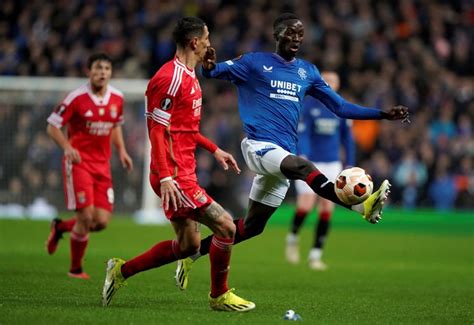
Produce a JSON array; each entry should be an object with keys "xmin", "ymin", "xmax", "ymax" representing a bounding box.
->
[
  {"xmin": 202, "ymin": 52, "xmax": 382, "ymax": 153},
  {"xmin": 298, "ymin": 96, "xmax": 355, "ymax": 166}
]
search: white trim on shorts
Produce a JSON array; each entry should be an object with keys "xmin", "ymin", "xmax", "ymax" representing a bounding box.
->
[
  {"xmin": 64, "ymin": 159, "xmax": 76, "ymax": 210},
  {"xmin": 241, "ymin": 138, "xmax": 291, "ymax": 207},
  {"xmin": 294, "ymin": 161, "xmax": 342, "ymax": 195}
]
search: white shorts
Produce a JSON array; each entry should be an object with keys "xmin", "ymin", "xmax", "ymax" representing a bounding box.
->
[
  {"xmin": 294, "ymin": 161, "xmax": 342, "ymax": 195},
  {"xmin": 241, "ymin": 138, "xmax": 291, "ymax": 207}
]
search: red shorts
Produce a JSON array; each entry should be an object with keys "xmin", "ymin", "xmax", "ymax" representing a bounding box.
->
[
  {"xmin": 62, "ymin": 158, "xmax": 114, "ymax": 212},
  {"xmin": 150, "ymin": 173, "xmax": 213, "ymax": 220}
]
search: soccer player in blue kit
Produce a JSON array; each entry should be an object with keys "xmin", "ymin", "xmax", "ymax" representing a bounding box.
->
[
  {"xmin": 285, "ymin": 71, "xmax": 355, "ymax": 270},
  {"xmin": 175, "ymin": 13, "xmax": 409, "ymax": 289}
]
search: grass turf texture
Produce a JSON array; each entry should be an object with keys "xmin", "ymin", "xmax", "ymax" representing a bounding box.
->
[{"xmin": 0, "ymin": 206, "xmax": 473, "ymax": 324}]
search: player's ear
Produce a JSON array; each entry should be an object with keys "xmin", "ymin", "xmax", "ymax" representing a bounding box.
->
[
  {"xmin": 273, "ymin": 31, "xmax": 280, "ymax": 42},
  {"xmin": 190, "ymin": 37, "xmax": 198, "ymax": 50}
]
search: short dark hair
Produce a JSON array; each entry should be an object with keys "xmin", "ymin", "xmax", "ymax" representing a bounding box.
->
[
  {"xmin": 172, "ymin": 17, "xmax": 206, "ymax": 48},
  {"xmin": 87, "ymin": 53, "xmax": 112, "ymax": 69},
  {"xmin": 273, "ymin": 13, "xmax": 300, "ymax": 31}
]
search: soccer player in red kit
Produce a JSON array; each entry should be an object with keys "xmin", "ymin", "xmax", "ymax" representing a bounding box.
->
[
  {"xmin": 45, "ymin": 53, "xmax": 133, "ymax": 279},
  {"xmin": 102, "ymin": 17, "xmax": 255, "ymax": 312}
]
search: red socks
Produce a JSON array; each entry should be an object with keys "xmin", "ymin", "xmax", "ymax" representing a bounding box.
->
[
  {"xmin": 319, "ymin": 211, "xmax": 331, "ymax": 222},
  {"xmin": 306, "ymin": 170, "xmax": 350, "ymax": 208},
  {"xmin": 296, "ymin": 209, "xmax": 308, "ymax": 219},
  {"xmin": 116, "ymin": 234, "xmax": 234, "ymax": 298},
  {"xmin": 70, "ymin": 231, "xmax": 89, "ymax": 273},
  {"xmin": 58, "ymin": 218, "xmax": 76, "ymax": 232},
  {"xmin": 121, "ymin": 240, "xmax": 179, "ymax": 279},
  {"xmin": 209, "ymin": 236, "xmax": 234, "ymax": 298}
]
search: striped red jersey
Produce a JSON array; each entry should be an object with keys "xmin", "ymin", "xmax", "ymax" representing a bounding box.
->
[
  {"xmin": 47, "ymin": 83, "xmax": 124, "ymax": 162},
  {"xmin": 145, "ymin": 57, "xmax": 203, "ymax": 183}
]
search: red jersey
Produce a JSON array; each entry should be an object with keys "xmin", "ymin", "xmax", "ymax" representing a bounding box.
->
[
  {"xmin": 47, "ymin": 83, "xmax": 124, "ymax": 162},
  {"xmin": 146, "ymin": 57, "xmax": 204, "ymax": 183}
]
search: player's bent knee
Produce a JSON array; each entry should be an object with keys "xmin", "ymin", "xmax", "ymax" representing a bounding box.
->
[
  {"xmin": 219, "ymin": 216, "xmax": 236, "ymax": 239},
  {"xmin": 202, "ymin": 202, "xmax": 236, "ymax": 239},
  {"xmin": 76, "ymin": 210, "xmax": 94, "ymax": 229},
  {"xmin": 91, "ymin": 221, "xmax": 107, "ymax": 232},
  {"xmin": 281, "ymin": 155, "xmax": 316, "ymax": 180}
]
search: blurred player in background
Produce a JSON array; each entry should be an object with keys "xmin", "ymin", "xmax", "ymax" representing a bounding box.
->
[
  {"xmin": 285, "ymin": 71, "xmax": 355, "ymax": 270},
  {"xmin": 175, "ymin": 13, "xmax": 409, "ymax": 289},
  {"xmin": 102, "ymin": 17, "xmax": 255, "ymax": 312},
  {"xmin": 45, "ymin": 53, "xmax": 133, "ymax": 279}
]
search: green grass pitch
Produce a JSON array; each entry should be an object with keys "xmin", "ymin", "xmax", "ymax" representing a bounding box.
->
[{"xmin": 0, "ymin": 206, "xmax": 473, "ymax": 324}]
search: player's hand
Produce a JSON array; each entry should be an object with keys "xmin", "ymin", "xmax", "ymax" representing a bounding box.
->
[
  {"xmin": 160, "ymin": 180, "xmax": 182, "ymax": 212},
  {"xmin": 119, "ymin": 150, "xmax": 133, "ymax": 172},
  {"xmin": 213, "ymin": 148, "xmax": 241, "ymax": 174},
  {"xmin": 203, "ymin": 47, "xmax": 216, "ymax": 70},
  {"xmin": 383, "ymin": 105, "xmax": 410, "ymax": 123},
  {"xmin": 64, "ymin": 145, "xmax": 81, "ymax": 163}
]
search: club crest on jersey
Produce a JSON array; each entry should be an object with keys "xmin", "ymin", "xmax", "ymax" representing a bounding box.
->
[
  {"xmin": 160, "ymin": 98, "xmax": 173, "ymax": 111},
  {"xmin": 298, "ymin": 68, "xmax": 307, "ymax": 80},
  {"xmin": 263, "ymin": 65, "xmax": 273, "ymax": 72},
  {"xmin": 77, "ymin": 191, "xmax": 86, "ymax": 204},
  {"xmin": 110, "ymin": 105, "xmax": 118, "ymax": 118}
]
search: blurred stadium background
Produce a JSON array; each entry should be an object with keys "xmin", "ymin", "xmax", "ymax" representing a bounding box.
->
[{"xmin": 0, "ymin": 0, "xmax": 472, "ymax": 220}]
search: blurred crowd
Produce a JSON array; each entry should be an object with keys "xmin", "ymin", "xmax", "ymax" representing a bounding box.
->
[{"xmin": 0, "ymin": 0, "xmax": 472, "ymax": 214}]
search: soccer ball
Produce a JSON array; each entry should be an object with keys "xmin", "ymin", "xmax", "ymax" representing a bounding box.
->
[
  {"xmin": 334, "ymin": 167, "xmax": 373, "ymax": 205},
  {"xmin": 283, "ymin": 309, "xmax": 302, "ymax": 321}
]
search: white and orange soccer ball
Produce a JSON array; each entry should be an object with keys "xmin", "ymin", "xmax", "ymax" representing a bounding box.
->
[{"xmin": 334, "ymin": 167, "xmax": 374, "ymax": 205}]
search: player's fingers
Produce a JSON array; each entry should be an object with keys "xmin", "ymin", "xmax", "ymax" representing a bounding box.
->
[
  {"xmin": 73, "ymin": 152, "xmax": 81, "ymax": 163},
  {"xmin": 128, "ymin": 160, "xmax": 134, "ymax": 171},
  {"xmin": 170, "ymin": 191, "xmax": 178, "ymax": 211},
  {"xmin": 125, "ymin": 157, "xmax": 133, "ymax": 171},
  {"xmin": 162, "ymin": 192, "xmax": 169, "ymax": 211},
  {"xmin": 229, "ymin": 157, "xmax": 241, "ymax": 174},
  {"xmin": 175, "ymin": 189, "xmax": 183, "ymax": 208},
  {"xmin": 220, "ymin": 159, "xmax": 229, "ymax": 170}
]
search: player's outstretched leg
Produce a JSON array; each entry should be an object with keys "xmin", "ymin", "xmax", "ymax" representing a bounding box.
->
[
  {"xmin": 102, "ymin": 258, "xmax": 127, "ymax": 306},
  {"xmin": 46, "ymin": 218, "xmax": 64, "ymax": 255},
  {"xmin": 175, "ymin": 257, "xmax": 193, "ymax": 290},
  {"xmin": 209, "ymin": 288, "xmax": 256, "ymax": 312},
  {"xmin": 358, "ymin": 180, "xmax": 391, "ymax": 224}
]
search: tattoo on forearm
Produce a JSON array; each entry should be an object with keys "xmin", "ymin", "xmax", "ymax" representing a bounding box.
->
[{"xmin": 194, "ymin": 221, "xmax": 200, "ymax": 233}]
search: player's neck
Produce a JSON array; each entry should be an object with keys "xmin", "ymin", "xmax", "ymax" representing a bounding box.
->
[
  {"xmin": 175, "ymin": 50, "xmax": 197, "ymax": 70},
  {"xmin": 90, "ymin": 84, "xmax": 107, "ymax": 97},
  {"xmin": 275, "ymin": 49, "xmax": 296, "ymax": 62}
]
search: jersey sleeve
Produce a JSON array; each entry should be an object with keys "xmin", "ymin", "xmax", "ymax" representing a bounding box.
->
[
  {"xmin": 307, "ymin": 65, "xmax": 383, "ymax": 120},
  {"xmin": 46, "ymin": 96, "xmax": 76, "ymax": 128},
  {"xmin": 145, "ymin": 75, "xmax": 179, "ymax": 130},
  {"xmin": 339, "ymin": 119, "xmax": 356, "ymax": 167},
  {"xmin": 145, "ymin": 74, "xmax": 180, "ymax": 180},
  {"xmin": 196, "ymin": 133, "xmax": 218, "ymax": 153},
  {"xmin": 149, "ymin": 125, "xmax": 172, "ymax": 180},
  {"xmin": 201, "ymin": 53, "xmax": 252, "ymax": 83}
]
